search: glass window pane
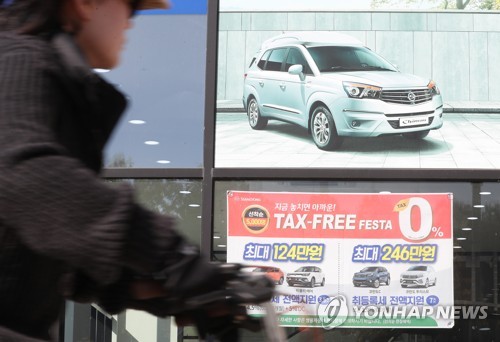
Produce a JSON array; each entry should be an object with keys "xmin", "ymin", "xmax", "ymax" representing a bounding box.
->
[
  {"xmin": 265, "ymin": 48, "xmax": 287, "ymax": 71},
  {"xmin": 285, "ymin": 48, "xmax": 312, "ymax": 74},
  {"xmin": 257, "ymin": 50, "xmax": 271, "ymax": 69},
  {"xmin": 66, "ymin": 179, "xmax": 202, "ymax": 342},
  {"xmin": 102, "ymin": 15, "xmax": 207, "ymax": 168},
  {"xmin": 118, "ymin": 179, "xmax": 203, "ymax": 245}
]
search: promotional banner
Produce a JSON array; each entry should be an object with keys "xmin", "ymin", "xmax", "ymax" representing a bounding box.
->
[{"xmin": 227, "ymin": 191, "xmax": 454, "ymax": 329}]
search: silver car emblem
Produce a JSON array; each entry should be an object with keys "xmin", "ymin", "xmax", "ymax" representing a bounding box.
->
[{"xmin": 407, "ymin": 91, "xmax": 416, "ymax": 103}]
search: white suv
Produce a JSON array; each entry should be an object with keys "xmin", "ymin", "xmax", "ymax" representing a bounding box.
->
[
  {"xmin": 400, "ymin": 265, "xmax": 437, "ymax": 288},
  {"xmin": 286, "ymin": 266, "xmax": 325, "ymax": 287},
  {"xmin": 243, "ymin": 32, "xmax": 444, "ymax": 150}
]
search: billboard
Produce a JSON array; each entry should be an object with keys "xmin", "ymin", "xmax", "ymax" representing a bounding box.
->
[
  {"xmin": 227, "ymin": 191, "xmax": 454, "ymax": 328},
  {"xmin": 214, "ymin": 3, "xmax": 500, "ymax": 169}
]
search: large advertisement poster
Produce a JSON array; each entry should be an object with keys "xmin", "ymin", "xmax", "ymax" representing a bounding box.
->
[
  {"xmin": 214, "ymin": 3, "xmax": 500, "ymax": 169},
  {"xmin": 227, "ymin": 191, "xmax": 454, "ymax": 328}
]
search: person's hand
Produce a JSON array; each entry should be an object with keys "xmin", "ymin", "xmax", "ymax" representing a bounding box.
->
[
  {"xmin": 170, "ymin": 266, "xmax": 274, "ymax": 341},
  {"xmin": 129, "ymin": 279, "xmax": 166, "ymax": 300},
  {"xmin": 136, "ymin": 244, "xmax": 276, "ymax": 339}
]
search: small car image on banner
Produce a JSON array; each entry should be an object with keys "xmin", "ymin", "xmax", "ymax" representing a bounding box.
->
[
  {"xmin": 287, "ymin": 266, "xmax": 325, "ymax": 288},
  {"xmin": 352, "ymin": 266, "xmax": 391, "ymax": 288},
  {"xmin": 251, "ymin": 265, "xmax": 285, "ymax": 285},
  {"xmin": 226, "ymin": 191, "xmax": 454, "ymax": 329}
]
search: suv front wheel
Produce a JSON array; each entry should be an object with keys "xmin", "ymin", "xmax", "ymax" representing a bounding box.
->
[
  {"xmin": 309, "ymin": 277, "xmax": 316, "ymax": 288},
  {"xmin": 311, "ymin": 106, "xmax": 343, "ymax": 150},
  {"xmin": 247, "ymin": 98, "xmax": 268, "ymax": 130}
]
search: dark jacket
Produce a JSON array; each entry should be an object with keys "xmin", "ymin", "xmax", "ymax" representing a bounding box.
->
[{"xmin": 0, "ymin": 32, "xmax": 184, "ymax": 340}]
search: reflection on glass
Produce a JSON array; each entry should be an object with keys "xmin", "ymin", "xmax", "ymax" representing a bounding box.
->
[
  {"xmin": 125, "ymin": 179, "xmax": 203, "ymax": 245},
  {"xmin": 113, "ymin": 179, "xmax": 201, "ymax": 341},
  {"xmin": 66, "ymin": 179, "xmax": 202, "ymax": 342},
  {"xmin": 102, "ymin": 15, "xmax": 206, "ymax": 168}
]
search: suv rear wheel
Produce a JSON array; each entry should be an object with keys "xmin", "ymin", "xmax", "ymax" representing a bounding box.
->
[
  {"xmin": 311, "ymin": 106, "xmax": 343, "ymax": 150},
  {"xmin": 247, "ymin": 98, "xmax": 268, "ymax": 130}
]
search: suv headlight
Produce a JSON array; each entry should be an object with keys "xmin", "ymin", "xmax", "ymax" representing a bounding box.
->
[
  {"xmin": 427, "ymin": 80, "xmax": 440, "ymax": 96},
  {"xmin": 343, "ymin": 82, "xmax": 381, "ymax": 99}
]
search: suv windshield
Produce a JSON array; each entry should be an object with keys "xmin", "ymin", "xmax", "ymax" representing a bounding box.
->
[
  {"xmin": 408, "ymin": 266, "xmax": 428, "ymax": 271},
  {"xmin": 361, "ymin": 267, "xmax": 378, "ymax": 272},
  {"xmin": 307, "ymin": 46, "xmax": 397, "ymax": 73},
  {"xmin": 296, "ymin": 267, "xmax": 315, "ymax": 272}
]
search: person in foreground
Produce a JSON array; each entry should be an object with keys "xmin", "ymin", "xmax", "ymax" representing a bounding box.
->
[{"xmin": 0, "ymin": 0, "xmax": 274, "ymax": 341}]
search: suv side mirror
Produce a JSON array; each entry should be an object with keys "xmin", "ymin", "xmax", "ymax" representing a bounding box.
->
[{"xmin": 288, "ymin": 64, "xmax": 305, "ymax": 81}]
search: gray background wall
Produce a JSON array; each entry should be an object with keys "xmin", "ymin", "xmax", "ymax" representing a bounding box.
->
[{"xmin": 217, "ymin": 11, "xmax": 500, "ymax": 103}]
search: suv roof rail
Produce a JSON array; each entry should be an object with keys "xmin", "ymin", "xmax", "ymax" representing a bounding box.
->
[{"xmin": 261, "ymin": 31, "xmax": 364, "ymax": 49}]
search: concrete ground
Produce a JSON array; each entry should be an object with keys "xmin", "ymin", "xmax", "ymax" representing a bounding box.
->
[{"xmin": 214, "ymin": 101, "xmax": 500, "ymax": 169}]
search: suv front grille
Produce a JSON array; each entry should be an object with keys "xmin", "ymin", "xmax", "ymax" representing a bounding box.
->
[
  {"xmin": 385, "ymin": 110, "xmax": 435, "ymax": 118},
  {"xmin": 380, "ymin": 89, "xmax": 433, "ymax": 105},
  {"xmin": 402, "ymin": 275, "xmax": 420, "ymax": 279}
]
